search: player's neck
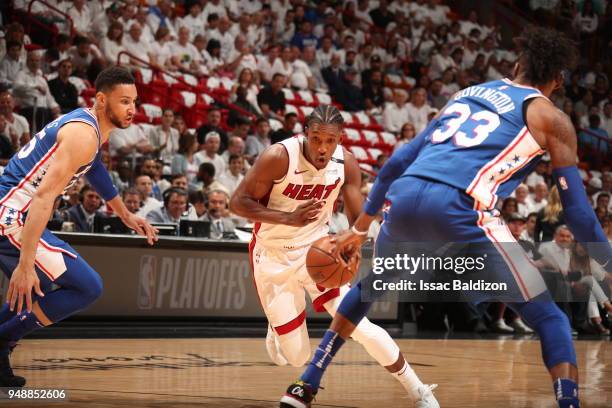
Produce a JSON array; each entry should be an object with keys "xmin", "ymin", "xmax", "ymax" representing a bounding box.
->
[
  {"xmin": 91, "ymin": 104, "xmax": 112, "ymax": 144},
  {"xmin": 511, "ymin": 75, "xmax": 553, "ymax": 97}
]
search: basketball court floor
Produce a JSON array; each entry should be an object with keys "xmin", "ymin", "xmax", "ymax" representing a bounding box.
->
[{"xmin": 3, "ymin": 338, "xmax": 610, "ymax": 407}]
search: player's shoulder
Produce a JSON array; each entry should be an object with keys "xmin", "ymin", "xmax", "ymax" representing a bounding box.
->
[{"xmin": 526, "ymin": 97, "xmax": 572, "ymax": 133}]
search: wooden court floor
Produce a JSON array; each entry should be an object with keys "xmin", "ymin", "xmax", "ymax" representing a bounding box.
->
[{"xmin": 3, "ymin": 338, "xmax": 610, "ymax": 407}]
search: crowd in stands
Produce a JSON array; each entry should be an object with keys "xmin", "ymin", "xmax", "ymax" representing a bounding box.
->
[{"xmin": 0, "ymin": 0, "xmax": 610, "ymax": 334}]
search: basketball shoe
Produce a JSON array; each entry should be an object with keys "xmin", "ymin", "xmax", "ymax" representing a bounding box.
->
[
  {"xmin": 0, "ymin": 341, "xmax": 26, "ymax": 387},
  {"xmin": 415, "ymin": 384, "xmax": 440, "ymax": 408},
  {"xmin": 279, "ymin": 380, "xmax": 315, "ymax": 408},
  {"xmin": 266, "ymin": 325, "xmax": 288, "ymax": 366}
]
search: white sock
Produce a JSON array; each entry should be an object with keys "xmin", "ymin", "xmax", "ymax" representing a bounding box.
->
[{"xmin": 392, "ymin": 360, "xmax": 424, "ymax": 400}]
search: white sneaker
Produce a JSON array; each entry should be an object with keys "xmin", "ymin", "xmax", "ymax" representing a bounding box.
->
[
  {"xmin": 492, "ymin": 319, "xmax": 514, "ymax": 333},
  {"xmin": 266, "ymin": 325, "xmax": 288, "ymax": 366},
  {"xmin": 510, "ymin": 318, "xmax": 534, "ymax": 334},
  {"xmin": 415, "ymin": 384, "xmax": 440, "ymax": 408}
]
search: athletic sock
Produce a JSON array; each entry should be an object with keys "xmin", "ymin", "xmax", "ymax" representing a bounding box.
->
[
  {"xmin": 300, "ymin": 330, "xmax": 346, "ymax": 390},
  {"xmin": 0, "ymin": 312, "xmax": 44, "ymax": 344},
  {"xmin": 392, "ymin": 360, "xmax": 424, "ymax": 400},
  {"xmin": 554, "ymin": 378, "xmax": 580, "ymax": 408}
]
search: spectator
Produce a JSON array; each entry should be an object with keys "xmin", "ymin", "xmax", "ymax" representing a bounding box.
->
[
  {"xmin": 369, "ymin": 0, "xmax": 394, "ymax": 30},
  {"xmin": 383, "ymin": 89, "xmax": 411, "ymax": 134},
  {"xmin": 336, "ymin": 68, "xmax": 365, "ymax": 112},
  {"xmin": 135, "ymin": 174, "xmax": 162, "ymax": 218},
  {"xmin": 429, "ymin": 79, "xmax": 448, "ymax": 111},
  {"xmin": 64, "ymin": 185, "xmax": 105, "ymax": 233},
  {"xmin": 514, "ymin": 184, "xmax": 530, "ymax": 217},
  {"xmin": 322, "ymin": 53, "xmax": 345, "ymax": 96},
  {"xmin": 171, "ymin": 132, "xmax": 200, "ymax": 184},
  {"xmin": 290, "ymin": 46, "xmax": 316, "ymax": 90},
  {"xmin": 13, "ymin": 50, "xmax": 60, "ymax": 131},
  {"xmin": 257, "ymin": 44, "xmax": 280, "ymax": 84},
  {"xmin": 522, "ymin": 212, "xmax": 539, "ymax": 244},
  {"xmin": 0, "ymin": 88, "xmax": 30, "ymax": 149},
  {"xmin": 100, "ymin": 21, "xmax": 125, "ymax": 66},
  {"xmin": 170, "ymin": 174, "xmax": 189, "ymax": 191},
  {"xmin": 501, "ymin": 197, "xmax": 518, "ymax": 220},
  {"xmin": 228, "ymin": 86, "xmax": 260, "ymax": 126},
  {"xmin": 189, "ymin": 190, "xmax": 207, "ymax": 220},
  {"xmin": 47, "ymin": 59, "xmax": 79, "ymax": 114},
  {"xmin": 179, "ymin": 3, "xmax": 205, "ymax": 41},
  {"xmin": 579, "ymin": 114, "xmax": 608, "ymax": 155},
  {"xmin": 394, "ymin": 123, "xmax": 417, "ymax": 151},
  {"xmin": 430, "ymin": 43, "xmax": 456, "ymax": 79},
  {"xmin": 170, "ymin": 26, "xmax": 204, "ymax": 76},
  {"xmin": 69, "ymin": 0, "xmax": 94, "ymax": 40},
  {"xmin": 406, "ymin": 87, "xmax": 435, "ymax": 133},
  {"xmin": 196, "ymin": 107, "xmax": 228, "ymax": 150},
  {"xmin": 271, "ymin": 112, "xmax": 298, "ymax": 144},
  {"xmin": 221, "ymin": 136, "xmax": 249, "ymax": 168},
  {"xmin": 193, "ymin": 162, "xmax": 228, "ymax": 194},
  {"xmin": 151, "ymin": 27, "xmax": 178, "ymax": 72},
  {"xmin": 539, "ymin": 225, "xmax": 574, "ymax": 276},
  {"xmin": 525, "ymin": 160, "xmax": 549, "ymax": 192},
  {"xmin": 122, "ymin": 188, "xmax": 142, "ymax": 214},
  {"xmin": 218, "ymin": 154, "xmax": 245, "ymax": 196},
  {"xmin": 146, "ymin": 187, "xmax": 195, "ymax": 224},
  {"xmin": 535, "ymin": 186, "xmax": 565, "ymax": 243},
  {"xmin": 526, "ymin": 182, "xmax": 549, "ymax": 214},
  {"xmin": 0, "ymin": 41, "xmax": 24, "ymax": 86},
  {"xmin": 109, "ymin": 124, "xmax": 154, "ymax": 158},
  {"xmin": 291, "ymin": 20, "xmax": 318, "ymax": 50},
  {"xmin": 601, "ymin": 102, "xmax": 612, "ymax": 137},
  {"xmin": 230, "ymin": 68, "xmax": 260, "ymax": 114},
  {"xmin": 123, "ymin": 21, "xmax": 155, "ymax": 67},
  {"xmin": 195, "ymin": 131, "xmax": 226, "ymax": 176},
  {"xmin": 202, "ymin": 189, "xmax": 236, "ymax": 239},
  {"xmin": 271, "ymin": 46, "xmax": 294, "ymax": 79},
  {"xmin": 245, "ymin": 117, "xmax": 271, "ymax": 162},
  {"xmin": 362, "ymin": 69, "xmax": 385, "ymax": 110},
  {"xmin": 138, "ymin": 157, "xmax": 163, "ymax": 201},
  {"xmin": 257, "ymin": 73, "xmax": 286, "ymax": 120},
  {"xmin": 148, "ymin": 109, "xmax": 180, "ymax": 163},
  {"xmin": 209, "ymin": 16, "xmax": 235, "ymax": 61},
  {"xmin": 68, "ymin": 36, "xmax": 104, "ymax": 82},
  {"xmin": 0, "ymin": 114, "xmax": 17, "ymax": 166}
]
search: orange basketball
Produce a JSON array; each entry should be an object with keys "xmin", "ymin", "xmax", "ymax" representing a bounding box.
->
[{"xmin": 306, "ymin": 235, "xmax": 357, "ymax": 289}]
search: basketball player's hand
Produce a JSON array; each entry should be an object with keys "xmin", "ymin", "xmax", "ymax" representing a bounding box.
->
[
  {"xmin": 121, "ymin": 213, "xmax": 159, "ymax": 245},
  {"xmin": 7, "ymin": 265, "xmax": 44, "ymax": 314},
  {"xmin": 330, "ymin": 229, "xmax": 367, "ymax": 262},
  {"xmin": 285, "ymin": 199, "xmax": 325, "ymax": 226}
]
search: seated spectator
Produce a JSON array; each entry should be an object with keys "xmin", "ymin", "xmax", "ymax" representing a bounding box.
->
[
  {"xmin": 146, "ymin": 187, "xmax": 196, "ymax": 224},
  {"xmin": 122, "ymin": 188, "xmax": 142, "ymax": 214},
  {"xmin": 228, "ymin": 86, "xmax": 260, "ymax": 126},
  {"xmin": 0, "ymin": 88, "xmax": 28, "ymax": 149},
  {"xmin": 192, "ymin": 162, "xmax": 228, "ymax": 194},
  {"xmin": 271, "ymin": 46, "xmax": 294, "ymax": 80},
  {"xmin": 526, "ymin": 182, "xmax": 549, "ymax": 214},
  {"xmin": 68, "ymin": 36, "xmax": 104, "ymax": 82},
  {"xmin": 514, "ymin": 184, "xmax": 531, "ymax": 217},
  {"xmin": 383, "ymin": 89, "xmax": 411, "ymax": 134},
  {"xmin": 0, "ymin": 40, "xmax": 24, "ymax": 87},
  {"xmin": 196, "ymin": 107, "xmax": 228, "ymax": 150},
  {"xmin": 225, "ymin": 35, "xmax": 258, "ymax": 75},
  {"xmin": 135, "ymin": 175, "xmax": 162, "ymax": 218},
  {"xmin": 69, "ymin": 0, "xmax": 94, "ymax": 40},
  {"xmin": 208, "ymin": 17, "xmax": 235, "ymax": 61},
  {"xmin": 525, "ymin": 160, "xmax": 549, "ymax": 192},
  {"xmin": 394, "ymin": 122, "xmax": 417, "ymax": 151},
  {"xmin": 430, "ymin": 43, "xmax": 456, "ymax": 79},
  {"xmin": 221, "ymin": 136, "xmax": 247, "ymax": 165},
  {"xmin": 64, "ymin": 185, "xmax": 105, "ymax": 233},
  {"xmin": 13, "ymin": 50, "xmax": 60, "ymax": 131},
  {"xmin": 539, "ymin": 225, "xmax": 573, "ymax": 275},
  {"xmin": 362, "ymin": 69, "xmax": 385, "ymax": 110},
  {"xmin": 171, "ymin": 132, "xmax": 200, "ymax": 183},
  {"xmin": 195, "ymin": 131, "xmax": 226, "ymax": 176},
  {"xmin": 48, "ymin": 59, "xmax": 79, "ymax": 114},
  {"xmin": 230, "ymin": 68, "xmax": 260, "ymax": 114},
  {"xmin": 429, "ymin": 79, "xmax": 448, "ymax": 111},
  {"xmin": 202, "ymin": 189, "xmax": 236, "ymax": 239},
  {"xmin": 0, "ymin": 114, "xmax": 17, "ymax": 166},
  {"xmin": 230, "ymin": 116, "xmax": 252, "ymax": 141},
  {"xmin": 290, "ymin": 46, "xmax": 316, "ymax": 91},
  {"xmin": 321, "ymin": 53, "xmax": 345, "ymax": 97},
  {"xmin": 151, "ymin": 27, "xmax": 178, "ymax": 72},
  {"xmin": 245, "ymin": 117, "xmax": 271, "ymax": 162},
  {"xmin": 100, "ymin": 21, "xmax": 125, "ymax": 65},
  {"xmin": 535, "ymin": 186, "xmax": 565, "ymax": 243},
  {"xmin": 579, "ymin": 114, "xmax": 608, "ymax": 155},
  {"xmin": 109, "ymin": 124, "xmax": 154, "ymax": 158},
  {"xmin": 336, "ymin": 68, "xmax": 365, "ymax": 112},
  {"xmin": 189, "ymin": 190, "xmax": 207, "ymax": 220},
  {"xmin": 291, "ymin": 20, "xmax": 318, "ymax": 50},
  {"xmin": 123, "ymin": 21, "xmax": 155, "ymax": 67},
  {"xmin": 257, "ymin": 73, "xmax": 286, "ymax": 120},
  {"xmin": 271, "ymin": 112, "xmax": 298, "ymax": 144},
  {"xmin": 406, "ymin": 87, "xmax": 436, "ymax": 133},
  {"xmin": 148, "ymin": 109, "xmax": 180, "ymax": 164},
  {"xmin": 170, "ymin": 26, "xmax": 204, "ymax": 76},
  {"xmin": 257, "ymin": 44, "xmax": 280, "ymax": 84},
  {"xmin": 138, "ymin": 157, "xmax": 163, "ymax": 201},
  {"xmin": 218, "ymin": 154, "xmax": 245, "ymax": 196}
]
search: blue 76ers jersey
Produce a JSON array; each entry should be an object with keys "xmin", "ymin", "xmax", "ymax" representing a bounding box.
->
[
  {"xmin": 0, "ymin": 108, "xmax": 101, "ymax": 212},
  {"xmin": 405, "ymin": 78, "xmax": 546, "ymax": 210}
]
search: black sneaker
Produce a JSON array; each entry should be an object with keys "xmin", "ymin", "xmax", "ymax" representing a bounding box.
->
[
  {"xmin": 0, "ymin": 341, "xmax": 26, "ymax": 388},
  {"xmin": 279, "ymin": 380, "xmax": 316, "ymax": 408}
]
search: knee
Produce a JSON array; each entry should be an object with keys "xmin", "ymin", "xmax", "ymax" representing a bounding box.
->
[
  {"xmin": 351, "ymin": 318, "xmax": 381, "ymax": 344},
  {"xmin": 79, "ymin": 268, "xmax": 103, "ymax": 305}
]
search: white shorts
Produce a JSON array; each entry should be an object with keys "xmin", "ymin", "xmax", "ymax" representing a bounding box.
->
[{"xmin": 249, "ymin": 237, "xmax": 341, "ymax": 335}]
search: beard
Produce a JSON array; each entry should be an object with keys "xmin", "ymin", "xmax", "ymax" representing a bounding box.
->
[{"xmin": 106, "ymin": 105, "xmax": 130, "ymax": 129}]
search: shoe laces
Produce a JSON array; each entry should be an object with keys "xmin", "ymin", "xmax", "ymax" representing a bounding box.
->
[{"xmin": 418, "ymin": 384, "xmax": 438, "ymax": 399}]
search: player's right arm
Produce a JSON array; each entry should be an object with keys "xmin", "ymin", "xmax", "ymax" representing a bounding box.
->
[
  {"xmin": 527, "ymin": 97, "xmax": 612, "ymax": 273},
  {"xmin": 8, "ymin": 122, "xmax": 98, "ymax": 314},
  {"xmin": 230, "ymin": 144, "xmax": 324, "ymax": 226}
]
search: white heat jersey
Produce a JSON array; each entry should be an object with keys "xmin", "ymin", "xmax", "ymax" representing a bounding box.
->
[{"xmin": 254, "ymin": 135, "xmax": 345, "ymax": 249}]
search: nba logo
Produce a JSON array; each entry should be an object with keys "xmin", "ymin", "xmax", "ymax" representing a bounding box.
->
[{"xmin": 138, "ymin": 255, "xmax": 157, "ymax": 310}]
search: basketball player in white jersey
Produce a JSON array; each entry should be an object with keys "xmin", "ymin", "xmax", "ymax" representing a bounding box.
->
[{"xmin": 230, "ymin": 105, "xmax": 439, "ymax": 407}]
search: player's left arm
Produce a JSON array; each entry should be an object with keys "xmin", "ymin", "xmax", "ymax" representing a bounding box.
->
[
  {"xmin": 340, "ymin": 148, "xmax": 363, "ymax": 225},
  {"xmin": 86, "ymin": 154, "xmax": 158, "ymax": 245},
  {"xmin": 528, "ymin": 98, "xmax": 612, "ymax": 272}
]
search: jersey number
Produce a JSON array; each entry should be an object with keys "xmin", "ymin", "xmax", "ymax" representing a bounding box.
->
[
  {"xmin": 17, "ymin": 118, "xmax": 59, "ymax": 159},
  {"xmin": 431, "ymin": 102, "xmax": 500, "ymax": 147}
]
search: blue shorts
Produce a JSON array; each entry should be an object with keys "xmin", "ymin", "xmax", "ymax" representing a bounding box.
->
[{"xmin": 369, "ymin": 176, "xmax": 549, "ymax": 302}]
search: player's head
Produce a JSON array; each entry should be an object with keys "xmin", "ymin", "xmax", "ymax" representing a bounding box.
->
[
  {"xmin": 513, "ymin": 27, "xmax": 577, "ymax": 95},
  {"xmin": 94, "ymin": 66, "xmax": 137, "ymax": 129},
  {"xmin": 304, "ymin": 105, "xmax": 344, "ymax": 170}
]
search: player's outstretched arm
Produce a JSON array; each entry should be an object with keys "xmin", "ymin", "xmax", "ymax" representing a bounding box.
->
[
  {"xmin": 340, "ymin": 149, "xmax": 364, "ymax": 225},
  {"xmin": 85, "ymin": 156, "xmax": 158, "ymax": 245},
  {"xmin": 8, "ymin": 123, "xmax": 98, "ymax": 314},
  {"xmin": 527, "ymin": 98, "xmax": 612, "ymax": 272},
  {"xmin": 230, "ymin": 144, "xmax": 324, "ymax": 227}
]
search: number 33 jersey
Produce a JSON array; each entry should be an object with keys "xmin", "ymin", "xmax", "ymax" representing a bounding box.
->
[
  {"xmin": 405, "ymin": 78, "xmax": 547, "ymax": 210},
  {"xmin": 0, "ymin": 108, "xmax": 101, "ymax": 212}
]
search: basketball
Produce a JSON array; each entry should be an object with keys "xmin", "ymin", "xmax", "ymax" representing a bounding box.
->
[{"xmin": 306, "ymin": 235, "xmax": 357, "ymax": 288}]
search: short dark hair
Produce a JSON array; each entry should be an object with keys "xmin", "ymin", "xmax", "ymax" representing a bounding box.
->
[
  {"xmin": 284, "ymin": 112, "xmax": 298, "ymax": 121},
  {"xmin": 94, "ymin": 66, "xmax": 135, "ymax": 92},
  {"xmin": 122, "ymin": 188, "xmax": 140, "ymax": 198},
  {"xmin": 272, "ymin": 73, "xmax": 286, "ymax": 81},
  {"xmin": 255, "ymin": 117, "xmax": 268, "ymax": 126},
  {"xmin": 514, "ymin": 27, "xmax": 577, "ymax": 86},
  {"xmin": 171, "ymin": 173, "xmax": 187, "ymax": 182},
  {"xmin": 189, "ymin": 190, "xmax": 205, "ymax": 204},
  {"xmin": 229, "ymin": 154, "xmax": 242, "ymax": 163},
  {"xmin": 199, "ymin": 162, "xmax": 215, "ymax": 177},
  {"xmin": 306, "ymin": 104, "xmax": 344, "ymax": 128}
]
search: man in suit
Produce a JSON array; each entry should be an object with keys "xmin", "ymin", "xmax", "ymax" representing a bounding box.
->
[
  {"xmin": 202, "ymin": 189, "xmax": 236, "ymax": 239},
  {"xmin": 64, "ymin": 185, "xmax": 105, "ymax": 232},
  {"xmin": 146, "ymin": 187, "xmax": 196, "ymax": 224},
  {"xmin": 321, "ymin": 53, "xmax": 345, "ymax": 97}
]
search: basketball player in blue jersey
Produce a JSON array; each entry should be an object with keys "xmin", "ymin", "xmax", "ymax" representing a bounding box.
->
[
  {"xmin": 0, "ymin": 66, "xmax": 158, "ymax": 387},
  {"xmin": 280, "ymin": 28, "xmax": 611, "ymax": 408}
]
